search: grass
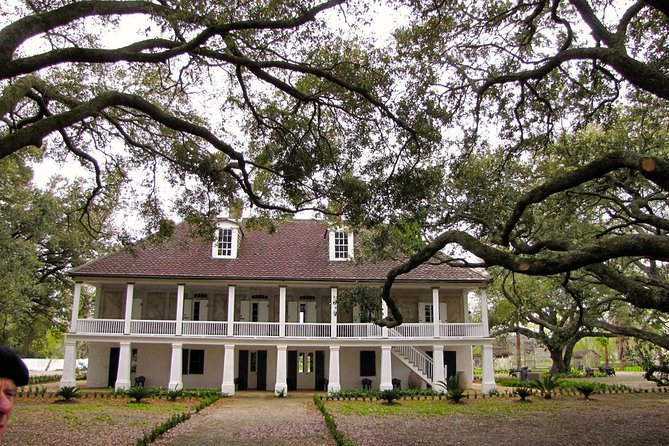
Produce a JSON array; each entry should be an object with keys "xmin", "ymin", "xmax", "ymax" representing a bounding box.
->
[{"xmin": 329, "ymin": 397, "xmax": 562, "ymax": 417}]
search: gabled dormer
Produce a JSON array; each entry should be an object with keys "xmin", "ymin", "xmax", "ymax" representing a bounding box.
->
[
  {"xmin": 328, "ymin": 227, "xmax": 354, "ymax": 261},
  {"xmin": 212, "ymin": 220, "xmax": 241, "ymax": 259}
]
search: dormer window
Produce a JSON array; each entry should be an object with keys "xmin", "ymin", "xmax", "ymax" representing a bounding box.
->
[
  {"xmin": 212, "ymin": 223, "xmax": 239, "ymax": 258},
  {"xmin": 329, "ymin": 229, "xmax": 353, "ymax": 261}
]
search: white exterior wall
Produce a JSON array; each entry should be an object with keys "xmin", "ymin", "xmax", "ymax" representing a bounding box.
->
[
  {"xmin": 455, "ymin": 345, "xmax": 474, "ymax": 388},
  {"xmin": 182, "ymin": 344, "xmax": 224, "ymax": 389},
  {"xmin": 87, "ymin": 342, "xmax": 114, "ymax": 388}
]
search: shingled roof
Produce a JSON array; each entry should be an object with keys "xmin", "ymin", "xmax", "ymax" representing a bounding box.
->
[{"xmin": 71, "ymin": 219, "xmax": 489, "ymax": 284}]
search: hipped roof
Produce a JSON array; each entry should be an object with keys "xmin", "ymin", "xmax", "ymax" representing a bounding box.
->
[{"xmin": 71, "ymin": 219, "xmax": 489, "ymax": 284}]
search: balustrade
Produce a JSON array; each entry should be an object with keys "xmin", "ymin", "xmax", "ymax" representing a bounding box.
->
[{"xmin": 73, "ymin": 319, "xmax": 485, "ymax": 339}]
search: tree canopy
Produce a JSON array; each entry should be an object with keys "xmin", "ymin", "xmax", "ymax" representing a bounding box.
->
[
  {"xmin": 1, "ymin": 1, "xmax": 668, "ymax": 337},
  {"xmin": 0, "ymin": 152, "xmax": 114, "ymax": 355}
]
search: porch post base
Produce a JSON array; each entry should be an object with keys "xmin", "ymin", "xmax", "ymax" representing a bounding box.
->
[
  {"xmin": 220, "ymin": 383, "xmax": 235, "ymax": 396},
  {"xmin": 327, "ymin": 383, "xmax": 341, "ymax": 394}
]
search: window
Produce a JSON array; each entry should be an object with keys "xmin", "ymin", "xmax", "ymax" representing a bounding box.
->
[
  {"xmin": 360, "ymin": 350, "xmax": 376, "ymax": 376},
  {"xmin": 182, "ymin": 349, "xmax": 205, "ymax": 375},
  {"xmin": 130, "ymin": 349, "xmax": 138, "ymax": 373},
  {"xmin": 329, "ymin": 229, "xmax": 353, "ymax": 260},
  {"xmin": 250, "ymin": 351, "xmax": 257, "ymax": 373},
  {"xmin": 212, "ymin": 224, "xmax": 239, "ymax": 258},
  {"xmin": 297, "ymin": 352, "xmax": 313, "ymax": 373},
  {"xmin": 334, "ymin": 231, "xmax": 349, "ymax": 259}
]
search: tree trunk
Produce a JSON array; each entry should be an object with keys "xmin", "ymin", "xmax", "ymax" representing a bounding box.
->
[
  {"xmin": 548, "ymin": 348, "xmax": 570, "ymax": 374},
  {"xmin": 516, "ymin": 329, "xmax": 522, "ymax": 368}
]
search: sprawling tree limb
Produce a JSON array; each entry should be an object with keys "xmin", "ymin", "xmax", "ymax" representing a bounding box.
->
[
  {"xmin": 589, "ymin": 319, "xmax": 669, "ymax": 350},
  {"xmin": 500, "ymin": 152, "xmax": 669, "ymax": 246}
]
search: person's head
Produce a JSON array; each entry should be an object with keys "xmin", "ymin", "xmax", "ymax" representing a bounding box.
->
[{"xmin": 0, "ymin": 347, "xmax": 29, "ymax": 440}]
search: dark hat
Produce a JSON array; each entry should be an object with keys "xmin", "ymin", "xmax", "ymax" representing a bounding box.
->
[{"xmin": 0, "ymin": 346, "xmax": 29, "ymax": 386}]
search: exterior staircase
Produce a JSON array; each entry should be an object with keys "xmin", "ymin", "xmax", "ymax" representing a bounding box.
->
[{"xmin": 389, "ymin": 328, "xmax": 433, "ymax": 385}]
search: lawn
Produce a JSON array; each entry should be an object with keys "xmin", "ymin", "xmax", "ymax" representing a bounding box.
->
[
  {"xmin": 4, "ymin": 396, "xmax": 201, "ymax": 446},
  {"xmin": 327, "ymin": 392, "xmax": 669, "ymax": 446}
]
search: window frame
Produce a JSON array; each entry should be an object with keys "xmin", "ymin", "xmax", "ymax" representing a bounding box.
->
[
  {"xmin": 329, "ymin": 229, "xmax": 354, "ymax": 261},
  {"xmin": 182, "ymin": 348, "xmax": 205, "ymax": 375},
  {"xmin": 212, "ymin": 223, "xmax": 239, "ymax": 259}
]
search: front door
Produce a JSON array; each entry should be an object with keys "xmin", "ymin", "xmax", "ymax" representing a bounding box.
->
[
  {"xmin": 257, "ymin": 350, "xmax": 267, "ymax": 390},
  {"xmin": 316, "ymin": 350, "xmax": 325, "ymax": 390},
  {"xmin": 108, "ymin": 347, "xmax": 119, "ymax": 388},
  {"xmin": 238, "ymin": 350, "xmax": 249, "ymax": 390},
  {"xmin": 287, "ymin": 350, "xmax": 297, "ymax": 390},
  {"xmin": 444, "ymin": 351, "xmax": 457, "ymax": 379}
]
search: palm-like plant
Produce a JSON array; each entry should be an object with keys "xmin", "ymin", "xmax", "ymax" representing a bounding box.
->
[
  {"xmin": 514, "ymin": 387, "xmax": 533, "ymax": 402},
  {"xmin": 56, "ymin": 386, "xmax": 80, "ymax": 401},
  {"xmin": 437, "ymin": 375, "xmax": 466, "ymax": 403},
  {"xmin": 530, "ymin": 374, "xmax": 562, "ymax": 399},
  {"xmin": 126, "ymin": 385, "xmax": 153, "ymax": 403},
  {"xmin": 574, "ymin": 382, "xmax": 599, "ymax": 400}
]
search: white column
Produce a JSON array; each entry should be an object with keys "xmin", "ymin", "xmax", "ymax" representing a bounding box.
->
[
  {"xmin": 175, "ymin": 284, "xmax": 185, "ymax": 336},
  {"xmin": 275, "ymin": 345, "xmax": 288, "ymax": 396},
  {"xmin": 221, "ymin": 344, "xmax": 236, "ymax": 395},
  {"xmin": 115, "ymin": 341, "xmax": 132, "ymax": 390},
  {"xmin": 481, "ymin": 343, "xmax": 496, "ymax": 393},
  {"xmin": 70, "ymin": 282, "xmax": 82, "ymax": 334},
  {"xmin": 227, "ymin": 285, "xmax": 236, "ymax": 336},
  {"xmin": 330, "ymin": 287, "xmax": 338, "ymax": 338},
  {"xmin": 60, "ymin": 340, "xmax": 78, "ymax": 387},
  {"xmin": 94, "ymin": 287, "xmax": 102, "ymax": 318},
  {"xmin": 380, "ymin": 346, "xmax": 393, "ymax": 391},
  {"xmin": 327, "ymin": 346, "xmax": 341, "ymax": 393},
  {"xmin": 480, "ymin": 288, "xmax": 490, "ymax": 336},
  {"xmin": 432, "ymin": 287, "xmax": 440, "ymax": 338},
  {"xmin": 123, "ymin": 283, "xmax": 134, "ymax": 334},
  {"xmin": 168, "ymin": 342, "xmax": 184, "ymax": 391},
  {"xmin": 432, "ymin": 345, "xmax": 446, "ymax": 393},
  {"xmin": 279, "ymin": 286, "xmax": 286, "ymax": 337}
]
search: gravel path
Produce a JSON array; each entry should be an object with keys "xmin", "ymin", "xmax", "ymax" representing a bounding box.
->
[{"xmin": 154, "ymin": 392, "xmax": 334, "ymax": 446}]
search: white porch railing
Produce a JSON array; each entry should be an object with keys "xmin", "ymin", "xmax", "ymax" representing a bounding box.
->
[
  {"xmin": 130, "ymin": 320, "xmax": 177, "ymax": 335},
  {"xmin": 439, "ymin": 323, "xmax": 485, "ymax": 337},
  {"xmin": 183, "ymin": 321, "xmax": 227, "ymax": 336},
  {"xmin": 285, "ymin": 323, "xmax": 331, "ymax": 338},
  {"xmin": 337, "ymin": 323, "xmax": 383, "ymax": 338},
  {"xmin": 73, "ymin": 319, "xmax": 486, "ymax": 339},
  {"xmin": 233, "ymin": 322, "xmax": 279, "ymax": 337},
  {"xmin": 76, "ymin": 319, "xmax": 124, "ymax": 334},
  {"xmin": 392, "ymin": 323, "xmax": 435, "ymax": 338}
]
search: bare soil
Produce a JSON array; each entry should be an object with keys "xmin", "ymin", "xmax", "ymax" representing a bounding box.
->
[{"xmin": 332, "ymin": 392, "xmax": 669, "ymax": 446}]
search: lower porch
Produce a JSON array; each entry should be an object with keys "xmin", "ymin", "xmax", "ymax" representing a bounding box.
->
[{"xmin": 61, "ymin": 339, "xmax": 497, "ymax": 395}]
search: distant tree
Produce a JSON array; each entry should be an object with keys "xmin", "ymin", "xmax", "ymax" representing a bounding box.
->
[
  {"xmin": 0, "ymin": 152, "xmax": 113, "ymax": 355},
  {"xmin": 489, "ymin": 271, "xmax": 614, "ymax": 373}
]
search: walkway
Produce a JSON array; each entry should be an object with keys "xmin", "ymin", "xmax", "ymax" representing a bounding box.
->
[{"xmin": 154, "ymin": 391, "xmax": 335, "ymax": 446}]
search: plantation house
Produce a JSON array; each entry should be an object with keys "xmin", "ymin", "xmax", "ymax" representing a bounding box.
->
[{"xmin": 60, "ymin": 219, "xmax": 496, "ymax": 395}]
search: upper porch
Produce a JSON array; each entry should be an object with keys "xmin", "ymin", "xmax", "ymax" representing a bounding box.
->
[{"xmin": 69, "ymin": 281, "xmax": 491, "ymax": 341}]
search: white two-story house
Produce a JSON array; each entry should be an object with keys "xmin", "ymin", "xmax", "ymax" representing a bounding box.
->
[{"xmin": 60, "ymin": 219, "xmax": 496, "ymax": 395}]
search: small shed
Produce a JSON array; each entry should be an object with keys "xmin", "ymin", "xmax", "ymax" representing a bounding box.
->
[{"xmin": 572, "ymin": 349, "xmax": 600, "ymax": 369}]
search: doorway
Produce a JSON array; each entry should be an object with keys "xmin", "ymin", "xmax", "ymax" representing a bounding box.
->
[{"xmin": 107, "ymin": 347, "xmax": 119, "ymax": 388}]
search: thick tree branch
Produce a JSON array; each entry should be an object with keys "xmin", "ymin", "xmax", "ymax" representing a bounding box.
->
[{"xmin": 590, "ymin": 319, "xmax": 669, "ymax": 350}]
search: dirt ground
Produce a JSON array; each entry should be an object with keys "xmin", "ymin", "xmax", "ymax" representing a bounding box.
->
[
  {"xmin": 5, "ymin": 372, "xmax": 667, "ymax": 446},
  {"xmin": 332, "ymin": 393, "xmax": 669, "ymax": 446}
]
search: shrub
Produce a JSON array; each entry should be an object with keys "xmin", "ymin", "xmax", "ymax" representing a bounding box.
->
[
  {"xmin": 313, "ymin": 395, "xmax": 352, "ymax": 446},
  {"xmin": 514, "ymin": 387, "xmax": 533, "ymax": 402},
  {"xmin": 574, "ymin": 382, "xmax": 599, "ymax": 400},
  {"xmin": 437, "ymin": 375, "xmax": 466, "ymax": 404},
  {"xmin": 379, "ymin": 389, "xmax": 401, "ymax": 405},
  {"xmin": 530, "ymin": 374, "xmax": 562, "ymax": 399},
  {"xmin": 487, "ymin": 388, "xmax": 500, "ymax": 397},
  {"xmin": 56, "ymin": 386, "xmax": 80, "ymax": 401},
  {"xmin": 126, "ymin": 386, "xmax": 153, "ymax": 403},
  {"xmin": 166, "ymin": 387, "xmax": 183, "ymax": 402},
  {"xmin": 495, "ymin": 377, "xmax": 525, "ymax": 387}
]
